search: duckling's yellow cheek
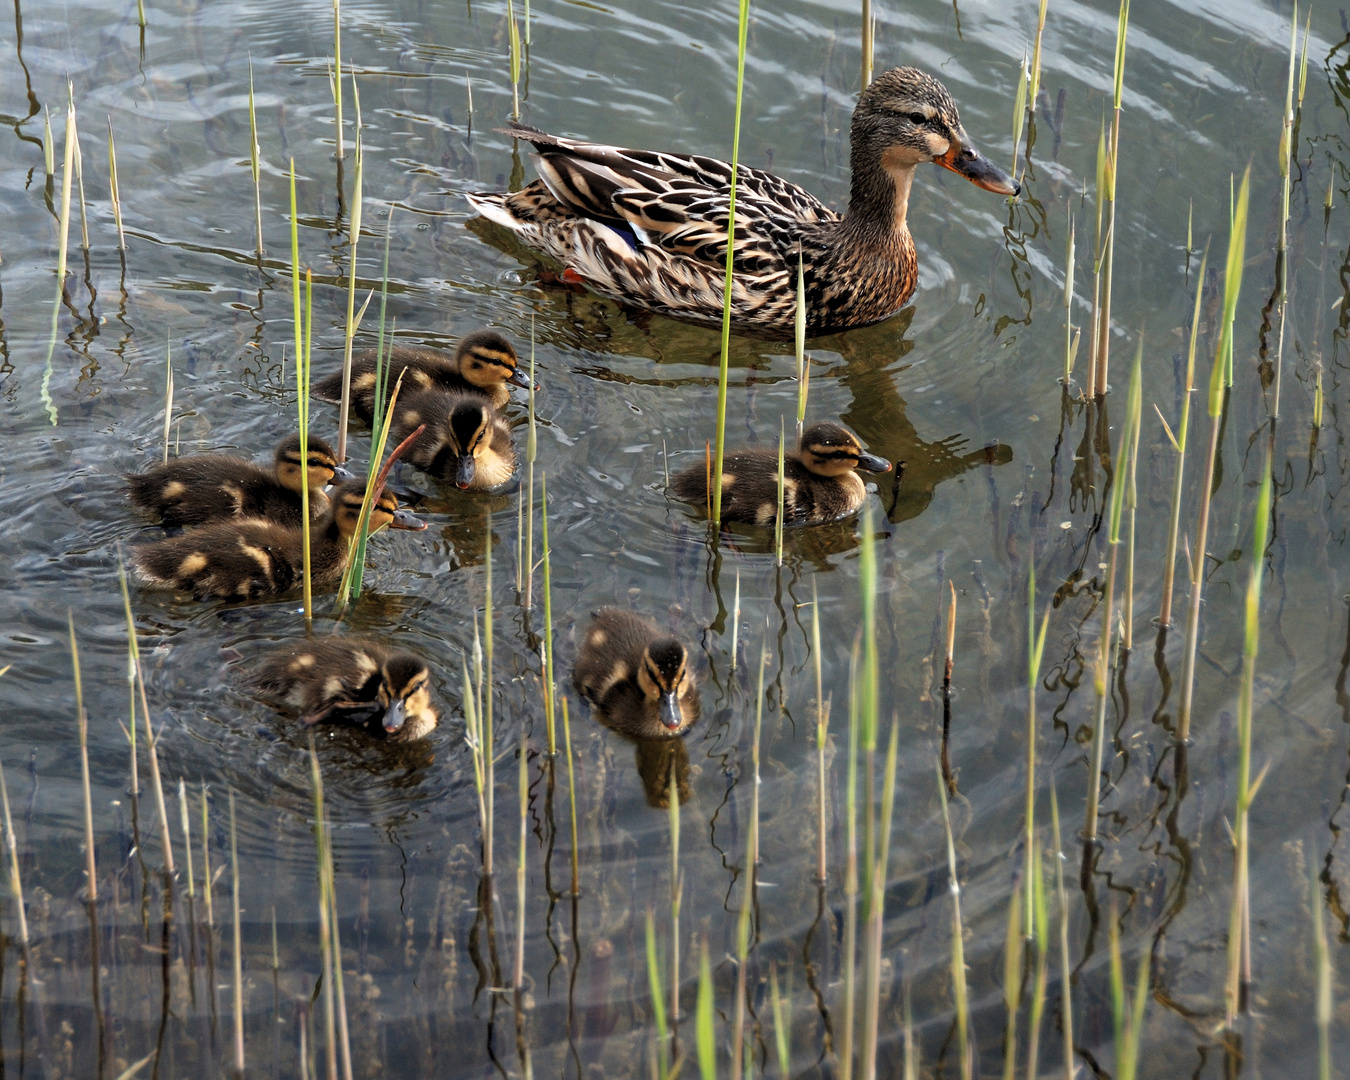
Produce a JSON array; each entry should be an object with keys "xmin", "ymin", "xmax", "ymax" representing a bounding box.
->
[
  {"xmin": 588, "ymin": 630, "xmax": 607, "ymax": 647},
  {"xmin": 178, "ymin": 553, "xmax": 208, "ymax": 576},
  {"xmin": 161, "ymin": 480, "xmax": 186, "ymax": 500}
]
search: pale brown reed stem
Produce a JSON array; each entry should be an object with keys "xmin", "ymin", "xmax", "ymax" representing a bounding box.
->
[{"xmin": 69, "ymin": 613, "xmax": 97, "ymax": 902}]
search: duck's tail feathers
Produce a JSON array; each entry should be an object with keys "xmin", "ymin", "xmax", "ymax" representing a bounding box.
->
[{"xmin": 464, "ymin": 191, "xmax": 524, "ymax": 233}]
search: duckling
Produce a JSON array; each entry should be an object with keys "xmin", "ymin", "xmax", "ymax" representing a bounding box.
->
[
  {"xmin": 466, "ymin": 68, "xmax": 1018, "ymax": 336},
  {"xmin": 389, "ymin": 391, "xmax": 517, "ymax": 491},
  {"xmin": 669, "ymin": 422, "xmax": 891, "ymax": 527},
  {"xmin": 126, "ymin": 434, "xmax": 348, "ymax": 529},
  {"xmin": 133, "ymin": 478, "xmax": 425, "ymax": 600},
  {"xmin": 573, "ymin": 608, "xmax": 699, "ymax": 739},
  {"xmin": 314, "ymin": 330, "xmax": 529, "ymax": 421},
  {"xmin": 252, "ymin": 637, "xmax": 438, "ymax": 741}
]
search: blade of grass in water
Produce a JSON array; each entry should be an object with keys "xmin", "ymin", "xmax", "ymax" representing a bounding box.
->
[
  {"xmin": 711, "ymin": 0, "xmax": 751, "ymax": 529},
  {"xmin": 69, "ymin": 614, "xmax": 97, "ymax": 903},
  {"xmin": 40, "ymin": 90, "xmax": 76, "ymax": 426},
  {"xmin": 332, "ymin": 0, "xmax": 344, "ymax": 160},
  {"xmin": 1092, "ymin": 0, "xmax": 1130, "ymax": 395},
  {"xmin": 1024, "ymin": 828, "xmax": 1050, "ymax": 1080},
  {"xmin": 309, "ymin": 740, "xmax": 339, "ymax": 1079},
  {"xmin": 731, "ymin": 642, "xmax": 767, "ymax": 1080},
  {"xmin": 795, "ymin": 251, "xmax": 808, "ymax": 436},
  {"xmin": 1025, "ymin": 559, "xmax": 1051, "ymax": 936},
  {"xmin": 938, "ymin": 759, "xmax": 971, "ymax": 1080},
  {"xmin": 229, "ymin": 790, "xmax": 245, "ymax": 1076},
  {"xmin": 770, "ymin": 960, "xmax": 790, "ymax": 1079},
  {"xmin": 1272, "ymin": 1, "xmax": 1299, "ymax": 419},
  {"xmin": 646, "ymin": 909, "xmax": 671, "ymax": 1080},
  {"xmin": 812, "ymin": 580, "xmax": 828, "ymax": 884},
  {"xmin": 1178, "ymin": 166, "xmax": 1249, "ymax": 744},
  {"xmin": 1051, "ymin": 782, "xmax": 1074, "ymax": 1080},
  {"xmin": 541, "ymin": 470, "xmax": 557, "ymax": 753},
  {"xmin": 289, "ymin": 161, "xmax": 313, "ymax": 622},
  {"xmin": 1011, "ymin": 52, "xmax": 1028, "ymax": 179},
  {"xmin": 1159, "ymin": 242, "xmax": 1209, "ymax": 628},
  {"xmin": 336, "ymin": 89, "xmax": 364, "ymax": 466},
  {"xmin": 162, "ymin": 339, "xmax": 174, "ymax": 464},
  {"xmin": 525, "ymin": 320, "xmax": 537, "ymax": 610},
  {"xmin": 563, "ymin": 696, "xmax": 579, "ymax": 897},
  {"xmin": 513, "ymin": 729, "xmax": 531, "ymax": 1079},
  {"xmin": 774, "ymin": 419, "xmax": 786, "ymax": 566},
  {"xmin": 1000, "ymin": 879, "xmax": 1023, "ymax": 1080},
  {"xmin": 72, "ymin": 108, "xmax": 89, "ymax": 250},
  {"xmin": 840, "ymin": 635, "xmax": 861, "ymax": 1080},
  {"xmin": 1029, "ymin": 0, "xmax": 1049, "ymax": 111},
  {"xmin": 1108, "ymin": 910, "xmax": 1149, "ymax": 1080},
  {"xmin": 0, "ymin": 749, "xmax": 29, "ymax": 949},
  {"xmin": 1063, "ymin": 209, "xmax": 1077, "ymax": 384},
  {"xmin": 862, "ymin": 716, "xmax": 899, "ymax": 1080},
  {"xmin": 249, "ymin": 57, "xmax": 264, "ymax": 255},
  {"xmin": 697, "ymin": 937, "xmax": 715, "ymax": 1080},
  {"xmin": 669, "ymin": 725, "xmax": 683, "ymax": 1025},
  {"xmin": 1224, "ymin": 446, "xmax": 1272, "ymax": 1026},
  {"xmin": 43, "ymin": 105, "xmax": 54, "ymax": 176},
  {"xmin": 1312, "ymin": 854, "xmax": 1333, "ymax": 1080},
  {"xmin": 507, "ymin": 0, "xmax": 522, "ymax": 120},
  {"xmin": 1123, "ymin": 362, "xmax": 1142, "ymax": 651}
]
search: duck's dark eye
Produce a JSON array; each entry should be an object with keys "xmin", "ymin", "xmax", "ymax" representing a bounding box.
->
[{"xmin": 907, "ymin": 112, "xmax": 928, "ymax": 126}]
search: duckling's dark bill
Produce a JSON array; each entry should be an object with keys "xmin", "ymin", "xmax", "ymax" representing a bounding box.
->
[
  {"xmin": 658, "ymin": 690, "xmax": 683, "ymax": 730},
  {"xmin": 938, "ymin": 143, "xmax": 1020, "ymax": 197},
  {"xmin": 858, "ymin": 452, "xmax": 892, "ymax": 473},
  {"xmin": 383, "ymin": 699, "xmax": 407, "ymax": 733},
  {"xmin": 390, "ymin": 509, "xmax": 427, "ymax": 530},
  {"xmin": 332, "ymin": 463, "xmax": 356, "ymax": 481},
  {"xmin": 506, "ymin": 369, "xmax": 534, "ymax": 389}
]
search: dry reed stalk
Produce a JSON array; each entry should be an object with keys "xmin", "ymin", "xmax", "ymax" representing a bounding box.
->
[
  {"xmin": 332, "ymin": 0, "xmax": 344, "ymax": 159},
  {"xmin": 69, "ymin": 613, "xmax": 97, "ymax": 902},
  {"xmin": 840, "ymin": 636, "xmax": 861, "ymax": 1080},
  {"xmin": 730, "ymin": 569, "xmax": 741, "ymax": 676},
  {"xmin": 541, "ymin": 468, "xmax": 558, "ymax": 754},
  {"xmin": 43, "ymin": 105, "xmax": 54, "ymax": 176},
  {"xmin": 812, "ymin": 581, "xmax": 828, "ymax": 883},
  {"xmin": 711, "ymin": 0, "xmax": 751, "ymax": 528},
  {"xmin": 1312, "ymin": 855, "xmax": 1333, "ymax": 1080},
  {"xmin": 1091, "ymin": 0, "xmax": 1131, "ymax": 395},
  {"xmin": 229, "ymin": 790, "xmax": 245, "ymax": 1075},
  {"xmin": 39, "ymin": 90, "xmax": 77, "ymax": 425},
  {"xmin": 107, "ymin": 118, "xmax": 125, "ymax": 249},
  {"xmin": 1011, "ymin": 52, "xmax": 1028, "ymax": 179},
  {"xmin": 1272, "ymin": 2, "xmax": 1299, "ymax": 420},
  {"xmin": 200, "ymin": 783, "xmax": 215, "ymax": 929},
  {"xmin": 1064, "ymin": 209, "xmax": 1077, "ymax": 384},
  {"xmin": 1024, "ymin": 563, "xmax": 1051, "ymax": 931},
  {"xmin": 1123, "ymin": 367, "xmax": 1142, "ymax": 651},
  {"xmin": 507, "ymin": 0, "xmax": 522, "ymax": 119},
  {"xmin": 1224, "ymin": 448, "xmax": 1273, "ymax": 1026},
  {"xmin": 1158, "ymin": 243, "xmax": 1209, "ymax": 627},
  {"xmin": 562, "ymin": 696, "xmax": 579, "ymax": 897},
  {"xmin": 249, "ymin": 58, "xmax": 264, "ymax": 255},
  {"xmin": 0, "ymin": 746, "xmax": 30, "ymax": 950},
  {"xmin": 941, "ymin": 580, "xmax": 956, "ymax": 794},
  {"xmin": 484, "ymin": 528, "xmax": 496, "ymax": 877},
  {"xmin": 1177, "ymin": 168, "xmax": 1250, "ymax": 744},
  {"xmin": 336, "ymin": 84, "xmax": 364, "ymax": 467},
  {"xmin": 72, "ymin": 107, "xmax": 89, "ymax": 250},
  {"xmin": 1028, "ymin": 0, "xmax": 1049, "ymax": 111},
  {"xmin": 731, "ymin": 643, "xmax": 767, "ymax": 1080},
  {"xmin": 861, "ymin": 0, "xmax": 874, "ymax": 88},
  {"xmin": 524, "ymin": 325, "xmax": 537, "ymax": 610},
  {"xmin": 513, "ymin": 730, "xmax": 531, "ymax": 1079},
  {"xmin": 162, "ymin": 341, "xmax": 174, "ymax": 464}
]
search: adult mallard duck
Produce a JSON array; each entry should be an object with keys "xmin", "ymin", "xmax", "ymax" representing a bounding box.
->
[
  {"xmin": 669, "ymin": 421, "xmax": 891, "ymax": 526},
  {"xmin": 466, "ymin": 67, "xmax": 1018, "ymax": 337}
]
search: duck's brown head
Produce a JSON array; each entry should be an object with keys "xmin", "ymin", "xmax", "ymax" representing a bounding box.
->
[
  {"xmin": 329, "ymin": 478, "xmax": 426, "ymax": 537},
  {"xmin": 376, "ymin": 653, "xmax": 437, "ymax": 738},
  {"xmin": 799, "ymin": 422, "xmax": 892, "ymax": 478},
  {"xmin": 636, "ymin": 638, "xmax": 696, "ymax": 733},
  {"xmin": 854, "ymin": 66, "xmax": 1019, "ymax": 197},
  {"xmin": 275, "ymin": 434, "xmax": 351, "ymax": 493},
  {"xmin": 454, "ymin": 329, "xmax": 530, "ymax": 391}
]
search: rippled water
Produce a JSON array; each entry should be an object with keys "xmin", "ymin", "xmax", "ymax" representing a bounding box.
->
[{"xmin": 1, "ymin": 0, "xmax": 1349, "ymax": 1076}]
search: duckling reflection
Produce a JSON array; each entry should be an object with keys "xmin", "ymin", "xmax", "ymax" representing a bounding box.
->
[
  {"xmin": 251, "ymin": 637, "xmax": 438, "ymax": 742},
  {"xmin": 572, "ymin": 608, "xmax": 700, "ymax": 739},
  {"xmin": 631, "ymin": 735, "xmax": 691, "ymax": 810}
]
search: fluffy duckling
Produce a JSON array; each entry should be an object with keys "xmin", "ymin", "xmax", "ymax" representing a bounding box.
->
[
  {"xmin": 573, "ymin": 608, "xmax": 699, "ymax": 739},
  {"xmin": 315, "ymin": 330, "xmax": 528, "ymax": 421},
  {"xmin": 133, "ymin": 478, "xmax": 425, "ymax": 600},
  {"xmin": 126, "ymin": 434, "xmax": 348, "ymax": 529},
  {"xmin": 669, "ymin": 422, "xmax": 891, "ymax": 527},
  {"xmin": 252, "ymin": 638, "xmax": 438, "ymax": 741},
  {"xmin": 390, "ymin": 391, "xmax": 517, "ymax": 491}
]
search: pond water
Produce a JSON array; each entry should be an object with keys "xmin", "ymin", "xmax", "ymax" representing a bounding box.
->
[{"xmin": 1, "ymin": 0, "xmax": 1348, "ymax": 1076}]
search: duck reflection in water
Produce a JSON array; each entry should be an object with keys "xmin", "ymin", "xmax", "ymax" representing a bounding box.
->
[{"xmin": 632, "ymin": 736, "xmax": 692, "ymax": 810}]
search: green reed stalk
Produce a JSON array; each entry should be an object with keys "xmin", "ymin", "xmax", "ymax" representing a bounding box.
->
[
  {"xmin": 712, "ymin": 0, "xmax": 751, "ymax": 529},
  {"xmin": 163, "ymin": 341, "xmax": 174, "ymax": 464},
  {"xmin": 795, "ymin": 252, "xmax": 808, "ymax": 436},
  {"xmin": 938, "ymin": 759, "xmax": 971, "ymax": 1080},
  {"xmin": 118, "ymin": 553, "xmax": 175, "ymax": 874},
  {"xmin": 1224, "ymin": 447, "xmax": 1272, "ymax": 1026},
  {"xmin": 200, "ymin": 783, "xmax": 215, "ymax": 932},
  {"xmin": 1123, "ymin": 364, "xmax": 1142, "ymax": 651},
  {"xmin": 774, "ymin": 420, "xmax": 785, "ymax": 565},
  {"xmin": 1272, "ymin": 2, "xmax": 1299, "ymax": 420},
  {"xmin": 178, "ymin": 779, "xmax": 194, "ymax": 901},
  {"xmin": 861, "ymin": 0, "xmax": 873, "ymax": 88},
  {"xmin": 697, "ymin": 936, "xmax": 715, "ymax": 1080},
  {"xmin": 669, "ymin": 735, "xmax": 682, "ymax": 1024},
  {"xmin": 507, "ymin": 0, "xmax": 522, "ymax": 120},
  {"xmin": 229, "ymin": 790, "xmax": 245, "ymax": 1076},
  {"xmin": 332, "ymin": 0, "xmax": 344, "ymax": 160},
  {"xmin": 1024, "ymin": 830, "xmax": 1050, "ymax": 1080},
  {"xmin": 1001, "ymin": 879, "xmax": 1023, "ymax": 1080},
  {"xmin": 137, "ymin": 0, "xmax": 145, "ymax": 27},
  {"xmin": 812, "ymin": 581, "xmax": 828, "ymax": 883},
  {"xmin": 523, "ymin": 324, "xmax": 538, "ymax": 608},
  {"xmin": 1108, "ymin": 912, "xmax": 1148, "ymax": 1080},
  {"xmin": 463, "ymin": 657, "xmax": 488, "ymax": 840},
  {"xmin": 1092, "ymin": 0, "xmax": 1130, "ymax": 396},
  {"xmin": 730, "ymin": 569, "xmax": 741, "ymax": 675},
  {"xmin": 862, "ymin": 717, "xmax": 899, "ymax": 1080},
  {"xmin": 903, "ymin": 981, "xmax": 917, "ymax": 1080},
  {"xmin": 1063, "ymin": 209, "xmax": 1077, "ymax": 384},
  {"xmin": 289, "ymin": 162, "xmax": 313, "ymax": 622},
  {"xmin": 1085, "ymin": 340, "xmax": 1140, "ymax": 842},
  {"xmin": 107, "ymin": 119, "xmax": 125, "ymax": 249},
  {"xmin": 771, "ymin": 961, "xmax": 790, "ymax": 1078},
  {"xmin": 1025, "ymin": 562, "xmax": 1051, "ymax": 935},
  {"xmin": 731, "ymin": 643, "xmax": 767, "ymax": 1080},
  {"xmin": 646, "ymin": 909, "xmax": 671, "ymax": 1080},
  {"xmin": 562, "ymin": 697, "xmax": 579, "ymax": 897},
  {"xmin": 484, "ymin": 529, "xmax": 496, "ymax": 878},
  {"xmin": 840, "ymin": 637, "xmax": 861, "ymax": 1080},
  {"xmin": 1029, "ymin": 0, "xmax": 1049, "ymax": 112},
  {"xmin": 310, "ymin": 756, "xmax": 338, "ymax": 1080},
  {"xmin": 1312, "ymin": 856, "xmax": 1333, "ymax": 1080},
  {"xmin": 69, "ymin": 613, "xmax": 97, "ymax": 902},
  {"xmin": 43, "ymin": 105, "xmax": 54, "ymax": 176},
  {"xmin": 1159, "ymin": 243, "xmax": 1209, "ymax": 627},
  {"xmin": 0, "ymin": 752, "xmax": 29, "ymax": 949},
  {"xmin": 1050, "ymin": 782, "xmax": 1073, "ymax": 1080},
  {"xmin": 337, "ymin": 101, "xmax": 364, "ymax": 467},
  {"xmin": 248, "ymin": 58, "xmax": 263, "ymax": 255},
  {"xmin": 1178, "ymin": 167, "xmax": 1249, "ymax": 744},
  {"xmin": 115, "ymin": 554, "xmax": 140, "ymax": 801},
  {"xmin": 1011, "ymin": 52, "xmax": 1028, "ymax": 179},
  {"xmin": 1086, "ymin": 121, "xmax": 1107, "ymax": 397},
  {"xmin": 541, "ymin": 471, "xmax": 557, "ymax": 753}
]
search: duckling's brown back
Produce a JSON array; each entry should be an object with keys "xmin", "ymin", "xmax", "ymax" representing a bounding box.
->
[
  {"xmin": 127, "ymin": 454, "xmax": 286, "ymax": 528},
  {"xmin": 315, "ymin": 347, "xmax": 459, "ymax": 425}
]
